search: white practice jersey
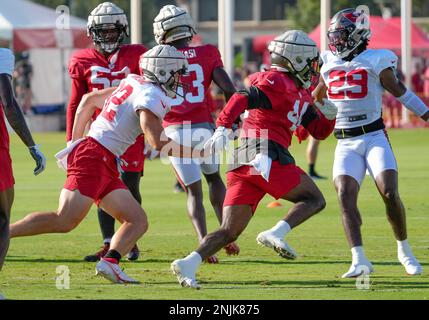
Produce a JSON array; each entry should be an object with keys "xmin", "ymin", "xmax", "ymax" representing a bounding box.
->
[
  {"xmin": 320, "ymin": 49, "xmax": 398, "ymax": 129},
  {"xmin": 0, "ymin": 48, "xmax": 15, "ymax": 76},
  {"xmin": 88, "ymin": 74, "xmax": 172, "ymax": 156}
]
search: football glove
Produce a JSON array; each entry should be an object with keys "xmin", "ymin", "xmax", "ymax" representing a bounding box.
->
[
  {"xmin": 29, "ymin": 145, "xmax": 46, "ymax": 176},
  {"xmin": 204, "ymin": 126, "xmax": 230, "ymax": 154},
  {"xmin": 314, "ymin": 98, "xmax": 338, "ymax": 120}
]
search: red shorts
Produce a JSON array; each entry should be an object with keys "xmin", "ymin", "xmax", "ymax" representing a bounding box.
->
[
  {"xmin": 0, "ymin": 147, "xmax": 14, "ymax": 191},
  {"xmin": 120, "ymin": 134, "xmax": 145, "ymax": 173},
  {"xmin": 64, "ymin": 137, "xmax": 127, "ymax": 205},
  {"xmin": 224, "ymin": 161, "xmax": 305, "ymax": 213}
]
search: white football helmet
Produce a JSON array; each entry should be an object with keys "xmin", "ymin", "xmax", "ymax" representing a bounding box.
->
[
  {"xmin": 139, "ymin": 45, "xmax": 188, "ymax": 98},
  {"xmin": 153, "ymin": 5, "xmax": 197, "ymax": 45},
  {"xmin": 87, "ymin": 2, "xmax": 129, "ymax": 53},
  {"xmin": 268, "ymin": 30, "xmax": 320, "ymax": 89}
]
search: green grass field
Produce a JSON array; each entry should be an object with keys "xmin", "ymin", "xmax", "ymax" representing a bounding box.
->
[{"xmin": 1, "ymin": 129, "xmax": 428, "ymax": 300}]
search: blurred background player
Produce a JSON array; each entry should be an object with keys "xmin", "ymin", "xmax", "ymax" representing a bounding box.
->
[
  {"xmin": 0, "ymin": 48, "xmax": 46, "ymax": 272},
  {"xmin": 66, "ymin": 2, "xmax": 147, "ymax": 262},
  {"xmin": 171, "ymin": 30, "xmax": 337, "ymax": 288},
  {"xmin": 153, "ymin": 5, "xmax": 239, "ymax": 262},
  {"xmin": 10, "ymin": 44, "xmax": 198, "ymax": 284},
  {"xmin": 13, "ymin": 52, "xmax": 33, "ymax": 115},
  {"xmin": 315, "ymin": 8, "xmax": 429, "ymax": 278}
]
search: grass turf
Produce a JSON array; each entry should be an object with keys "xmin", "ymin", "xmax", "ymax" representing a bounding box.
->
[{"xmin": 0, "ymin": 129, "xmax": 428, "ymax": 299}]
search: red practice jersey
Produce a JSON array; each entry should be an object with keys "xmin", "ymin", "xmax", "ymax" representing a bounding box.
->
[
  {"xmin": 0, "ymin": 102, "xmax": 9, "ymax": 150},
  {"xmin": 162, "ymin": 44, "xmax": 224, "ymax": 127},
  {"xmin": 66, "ymin": 44, "xmax": 147, "ymax": 141},
  {"xmin": 217, "ymin": 69, "xmax": 335, "ymax": 149}
]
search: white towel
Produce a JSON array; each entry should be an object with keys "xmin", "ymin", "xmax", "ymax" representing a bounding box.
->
[
  {"xmin": 54, "ymin": 138, "xmax": 85, "ymax": 171},
  {"xmin": 244, "ymin": 153, "xmax": 272, "ymax": 182}
]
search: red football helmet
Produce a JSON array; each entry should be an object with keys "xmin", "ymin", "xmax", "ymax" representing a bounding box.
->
[{"xmin": 327, "ymin": 8, "xmax": 371, "ymax": 59}]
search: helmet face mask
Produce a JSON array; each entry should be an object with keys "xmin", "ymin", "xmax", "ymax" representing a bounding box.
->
[
  {"xmin": 87, "ymin": 2, "xmax": 129, "ymax": 54},
  {"xmin": 139, "ymin": 45, "xmax": 188, "ymax": 98},
  {"xmin": 90, "ymin": 23, "xmax": 127, "ymax": 53},
  {"xmin": 268, "ymin": 30, "xmax": 320, "ymax": 89},
  {"xmin": 328, "ymin": 8, "xmax": 371, "ymax": 59}
]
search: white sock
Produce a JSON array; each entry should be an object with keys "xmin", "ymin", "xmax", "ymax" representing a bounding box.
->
[
  {"xmin": 351, "ymin": 246, "xmax": 366, "ymax": 264},
  {"xmin": 397, "ymin": 239, "xmax": 413, "ymax": 258},
  {"xmin": 183, "ymin": 251, "xmax": 202, "ymax": 270},
  {"xmin": 269, "ymin": 220, "xmax": 291, "ymax": 238},
  {"xmin": 103, "ymin": 238, "xmax": 111, "ymax": 244}
]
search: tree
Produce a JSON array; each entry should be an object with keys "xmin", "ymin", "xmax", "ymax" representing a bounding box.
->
[{"xmin": 286, "ymin": 0, "xmax": 381, "ymax": 32}]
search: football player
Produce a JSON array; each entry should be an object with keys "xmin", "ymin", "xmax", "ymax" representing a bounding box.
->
[
  {"xmin": 153, "ymin": 5, "xmax": 239, "ymax": 262},
  {"xmin": 314, "ymin": 8, "xmax": 429, "ymax": 277},
  {"xmin": 9, "ymin": 45, "xmax": 204, "ymax": 284},
  {"xmin": 66, "ymin": 2, "xmax": 147, "ymax": 262},
  {"xmin": 0, "ymin": 48, "xmax": 46, "ymax": 272},
  {"xmin": 170, "ymin": 30, "xmax": 337, "ymax": 288}
]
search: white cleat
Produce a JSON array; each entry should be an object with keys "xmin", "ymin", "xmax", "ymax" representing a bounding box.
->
[
  {"xmin": 95, "ymin": 259, "xmax": 140, "ymax": 284},
  {"xmin": 256, "ymin": 231, "xmax": 297, "ymax": 260},
  {"xmin": 171, "ymin": 259, "xmax": 201, "ymax": 289},
  {"xmin": 399, "ymin": 255, "xmax": 422, "ymax": 276},
  {"xmin": 342, "ymin": 260, "xmax": 374, "ymax": 278}
]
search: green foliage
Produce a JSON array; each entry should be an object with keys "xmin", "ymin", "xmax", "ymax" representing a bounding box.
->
[{"xmin": 285, "ymin": 0, "xmax": 383, "ymax": 32}]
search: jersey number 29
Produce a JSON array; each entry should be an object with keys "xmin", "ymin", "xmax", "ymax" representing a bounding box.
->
[{"xmin": 328, "ymin": 69, "xmax": 368, "ymax": 99}]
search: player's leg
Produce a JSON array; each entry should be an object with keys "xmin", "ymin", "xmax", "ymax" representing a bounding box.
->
[
  {"xmin": 10, "ymin": 189, "xmax": 93, "ymax": 238},
  {"xmin": 334, "ymin": 139, "xmax": 373, "ymax": 278},
  {"xmin": 202, "ymin": 164, "xmax": 240, "ymax": 256},
  {"xmin": 171, "ymin": 166, "xmax": 263, "ymax": 288},
  {"xmin": 257, "ymin": 172, "xmax": 325, "ymax": 260},
  {"xmin": 0, "ymin": 188, "xmax": 14, "ymax": 270},
  {"xmin": 83, "ymin": 207, "xmax": 115, "ymax": 262},
  {"xmin": 121, "ymin": 170, "xmax": 142, "ymax": 261},
  {"xmin": 95, "ymin": 188, "xmax": 148, "ymax": 283},
  {"xmin": 307, "ymin": 137, "xmax": 326, "ymax": 179},
  {"xmin": 172, "ymin": 205, "xmax": 253, "ymax": 288},
  {"xmin": 367, "ymin": 133, "xmax": 422, "ymax": 275}
]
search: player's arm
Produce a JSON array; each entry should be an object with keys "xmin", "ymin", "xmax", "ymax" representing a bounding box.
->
[
  {"xmin": 66, "ymin": 77, "xmax": 88, "ymax": 143},
  {"xmin": 300, "ymin": 102, "xmax": 336, "ymax": 140},
  {"xmin": 311, "ymin": 74, "xmax": 328, "ymax": 101},
  {"xmin": 71, "ymin": 87, "xmax": 116, "ymax": 142},
  {"xmin": 0, "ymin": 73, "xmax": 45, "ymax": 175},
  {"xmin": 212, "ymin": 67, "xmax": 236, "ymax": 102},
  {"xmin": 380, "ymin": 67, "xmax": 429, "ymax": 122},
  {"xmin": 139, "ymin": 109, "xmax": 204, "ymax": 158}
]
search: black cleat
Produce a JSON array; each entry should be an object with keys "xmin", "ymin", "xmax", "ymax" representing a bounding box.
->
[
  {"xmin": 126, "ymin": 244, "xmax": 140, "ymax": 261},
  {"xmin": 84, "ymin": 243, "xmax": 110, "ymax": 262}
]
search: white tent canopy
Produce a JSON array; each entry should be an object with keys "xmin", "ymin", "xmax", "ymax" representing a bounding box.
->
[
  {"xmin": 1, "ymin": 0, "xmax": 93, "ymax": 115},
  {"xmin": 0, "ymin": 0, "xmax": 90, "ymax": 50}
]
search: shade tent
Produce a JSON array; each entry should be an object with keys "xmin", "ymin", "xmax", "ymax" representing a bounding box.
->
[
  {"xmin": 0, "ymin": 0, "xmax": 92, "ymax": 115},
  {"xmin": 0, "ymin": 0, "xmax": 91, "ymax": 51},
  {"xmin": 253, "ymin": 16, "xmax": 429, "ymax": 64}
]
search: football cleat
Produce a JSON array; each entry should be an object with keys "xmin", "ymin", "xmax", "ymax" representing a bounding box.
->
[
  {"xmin": 95, "ymin": 258, "xmax": 140, "ymax": 284},
  {"xmin": 342, "ymin": 259, "xmax": 374, "ymax": 278},
  {"xmin": 256, "ymin": 231, "xmax": 297, "ymax": 260},
  {"xmin": 224, "ymin": 242, "xmax": 240, "ymax": 256},
  {"xmin": 126, "ymin": 244, "xmax": 140, "ymax": 261},
  {"xmin": 171, "ymin": 259, "xmax": 201, "ymax": 289},
  {"xmin": 84, "ymin": 243, "xmax": 110, "ymax": 262},
  {"xmin": 398, "ymin": 254, "xmax": 422, "ymax": 276}
]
